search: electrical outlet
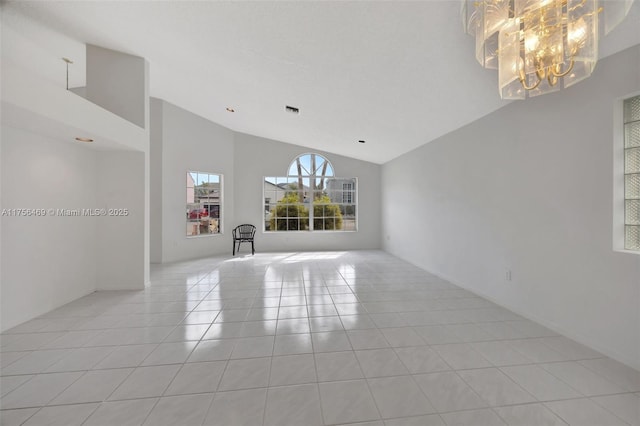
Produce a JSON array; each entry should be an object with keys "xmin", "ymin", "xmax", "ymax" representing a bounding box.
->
[{"xmin": 506, "ymin": 269, "xmax": 512, "ymax": 281}]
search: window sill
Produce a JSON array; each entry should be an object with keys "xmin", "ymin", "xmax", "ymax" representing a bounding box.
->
[
  {"xmin": 613, "ymin": 248, "xmax": 640, "ymax": 256},
  {"xmin": 186, "ymin": 233, "xmax": 224, "ymax": 239},
  {"xmin": 262, "ymin": 230, "xmax": 358, "ymax": 234}
]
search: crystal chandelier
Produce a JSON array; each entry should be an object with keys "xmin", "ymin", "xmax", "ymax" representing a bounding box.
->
[{"xmin": 462, "ymin": 0, "xmax": 635, "ymax": 99}]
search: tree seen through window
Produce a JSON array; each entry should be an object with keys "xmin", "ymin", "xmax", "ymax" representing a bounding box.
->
[{"xmin": 264, "ymin": 153, "xmax": 356, "ymax": 232}]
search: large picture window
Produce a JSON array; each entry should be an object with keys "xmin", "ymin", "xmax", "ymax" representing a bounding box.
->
[
  {"xmin": 264, "ymin": 153, "xmax": 357, "ymax": 232},
  {"xmin": 624, "ymin": 96, "xmax": 640, "ymax": 251},
  {"xmin": 187, "ymin": 171, "xmax": 222, "ymax": 236}
]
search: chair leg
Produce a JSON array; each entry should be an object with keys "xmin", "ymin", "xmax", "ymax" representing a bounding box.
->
[
  {"xmin": 251, "ymin": 240, "xmax": 255, "ymax": 255},
  {"xmin": 232, "ymin": 239, "xmax": 236, "ymax": 256}
]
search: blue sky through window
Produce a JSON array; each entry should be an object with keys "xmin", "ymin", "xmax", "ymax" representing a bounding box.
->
[
  {"xmin": 189, "ymin": 172, "xmax": 220, "ymax": 186},
  {"xmin": 287, "ymin": 154, "xmax": 334, "ymax": 177}
]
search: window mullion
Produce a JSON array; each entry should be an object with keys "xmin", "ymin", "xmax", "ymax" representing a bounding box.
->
[
  {"xmin": 309, "ymin": 171, "xmax": 315, "ymax": 231},
  {"xmin": 624, "ymin": 95, "xmax": 640, "ymax": 250}
]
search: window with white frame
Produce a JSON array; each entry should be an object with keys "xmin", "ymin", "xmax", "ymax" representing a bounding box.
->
[
  {"xmin": 264, "ymin": 153, "xmax": 357, "ymax": 232},
  {"xmin": 342, "ymin": 183, "xmax": 353, "ymax": 204},
  {"xmin": 624, "ymin": 96, "xmax": 640, "ymax": 251},
  {"xmin": 187, "ymin": 171, "xmax": 222, "ymax": 236}
]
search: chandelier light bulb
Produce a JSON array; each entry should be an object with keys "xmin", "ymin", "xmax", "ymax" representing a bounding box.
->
[
  {"xmin": 568, "ymin": 19, "xmax": 588, "ymax": 46},
  {"xmin": 524, "ymin": 33, "xmax": 540, "ymax": 53}
]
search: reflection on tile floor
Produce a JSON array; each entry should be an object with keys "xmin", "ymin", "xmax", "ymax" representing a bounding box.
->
[{"xmin": 1, "ymin": 251, "xmax": 639, "ymax": 425}]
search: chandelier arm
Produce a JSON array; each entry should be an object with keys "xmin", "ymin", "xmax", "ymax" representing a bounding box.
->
[
  {"xmin": 519, "ymin": 63, "xmax": 543, "ymax": 90},
  {"xmin": 519, "ymin": 74, "xmax": 542, "ymax": 90},
  {"xmin": 551, "ymin": 60, "xmax": 575, "ymax": 77},
  {"xmin": 567, "ymin": 0, "xmax": 587, "ymax": 13}
]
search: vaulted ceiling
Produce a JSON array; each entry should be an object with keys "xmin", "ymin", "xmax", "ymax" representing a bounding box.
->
[{"xmin": 3, "ymin": 1, "xmax": 639, "ymax": 163}]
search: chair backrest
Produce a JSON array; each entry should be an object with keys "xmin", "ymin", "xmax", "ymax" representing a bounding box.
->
[{"xmin": 234, "ymin": 224, "xmax": 256, "ymax": 239}]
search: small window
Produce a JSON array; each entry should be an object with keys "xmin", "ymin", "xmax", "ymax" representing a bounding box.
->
[
  {"xmin": 264, "ymin": 153, "xmax": 357, "ymax": 232},
  {"xmin": 187, "ymin": 171, "xmax": 222, "ymax": 237},
  {"xmin": 624, "ymin": 96, "xmax": 640, "ymax": 251}
]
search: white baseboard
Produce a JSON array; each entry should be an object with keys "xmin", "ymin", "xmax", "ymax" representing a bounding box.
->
[{"xmin": 430, "ymin": 268, "xmax": 640, "ymax": 372}]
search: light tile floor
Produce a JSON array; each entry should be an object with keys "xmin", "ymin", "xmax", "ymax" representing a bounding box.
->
[{"xmin": 1, "ymin": 251, "xmax": 639, "ymax": 426}]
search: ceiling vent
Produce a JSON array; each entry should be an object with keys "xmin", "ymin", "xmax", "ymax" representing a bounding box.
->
[{"xmin": 285, "ymin": 105, "xmax": 300, "ymax": 115}]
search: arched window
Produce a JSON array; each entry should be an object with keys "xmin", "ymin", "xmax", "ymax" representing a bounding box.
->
[
  {"xmin": 264, "ymin": 153, "xmax": 357, "ymax": 232},
  {"xmin": 287, "ymin": 153, "xmax": 334, "ymax": 178}
]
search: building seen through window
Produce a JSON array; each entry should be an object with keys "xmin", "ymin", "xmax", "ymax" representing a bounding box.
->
[
  {"xmin": 264, "ymin": 153, "xmax": 357, "ymax": 232},
  {"xmin": 187, "ymin": 171, "xmax": 222, "ymax": 236}
]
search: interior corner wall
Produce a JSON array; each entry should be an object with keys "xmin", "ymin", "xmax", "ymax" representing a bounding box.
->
[
  {"xmin": 381, "ymin": 46, "xmax": 640, "ymax": 370},
  {"xmin": 86, "ymin": 44, "xmax": 147, "ymax": 128},
  {"xmin": 1, "ymin": 126, "xmax": 98, "ymax": 331},
  {"xmin": 233, "ymin": 132, "xmax": 382, "ymax": 252},
  {"xmin": 0, "ymin": 116, "xmax": 3, "ymax": 334},
  {"xmin": 142, "ymin": 61, "xmax": 151, "ymax": 285},
  {"xmin": 156, "ymin": 99, "xmax": 235, "ymax": 263},
  {"xmin": 150, "ymin": 98, "xmax": 163, "ymax": 263},
  {"xmin": 96, "ymin": 151, "xmax": 146, "ymax": 290}
]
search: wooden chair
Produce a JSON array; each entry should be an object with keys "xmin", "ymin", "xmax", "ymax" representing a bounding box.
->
[{"xmin": 232, "ymin": 224, "xmax": 256, "ymax": 256}]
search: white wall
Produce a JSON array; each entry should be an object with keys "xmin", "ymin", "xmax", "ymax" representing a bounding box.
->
[
  {"xmin": 2, "ymin": 63, "xmax": 148, "ymax": 153},
  {"xmin": 382, "ymin": 46, "xmax": 640, "ymax": 370},
  {"xmin": 234, "ymin": 132, "xmax": 381, "ymax": 252},
  {"xmin": 1, "ymin": 126, "xmax": 98, "ymax": 331},
  {"xmin": 1, "ymin": 21, "xmax": 151, "ymax": 329},
  {"xmin": 96, "ymin": 152, "xmax": 147, "ymax": 290},
  {"xmin": 0, "ymin": 127, "xmax": 148, "ymax": 330},
  {"xmin": 86, "ymin": 44, "xmax": 147, "ymax": 128},
  {"xmin": 153, "ymin": 99, "xmax": 235, "ymax": 263},
  {"xmin": 150, "ymin": 101, "xmax": 382, "ymax": 260},
  {"xmin": 0, "ymin": 8, "xmax": 86, "ymax": 91},
  {"xmin": 150, "ymin": 99, "xmax": 163, "ymax": 263}
]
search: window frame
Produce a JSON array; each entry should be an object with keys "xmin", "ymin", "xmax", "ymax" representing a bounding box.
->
[
  {"xmin": 623, "ymin": 95, "xmax": 640, "ymax": 251},
  {"xmin": 263, "ymin": 153, "xmax": 358, "ymax": 233},
  {"xmin": 186, "ymin": 170, "xmax": 223, "ymax": 238},
  {"xmin": 342, "ymin": 182, "xmax": 354, "ymax": 204}
]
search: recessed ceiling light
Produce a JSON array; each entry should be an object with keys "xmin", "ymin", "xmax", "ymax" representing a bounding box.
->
[
  {"xmin": 358, "ymin": 140, "xmax": 366, "ymax": 144},
  {"xmin": 75, "ymin": 137, "xmax": 94, "ymax": 143},
  {"xmin": 226, "ymin": 107, "xmax": 235, "ymax": 113}
]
